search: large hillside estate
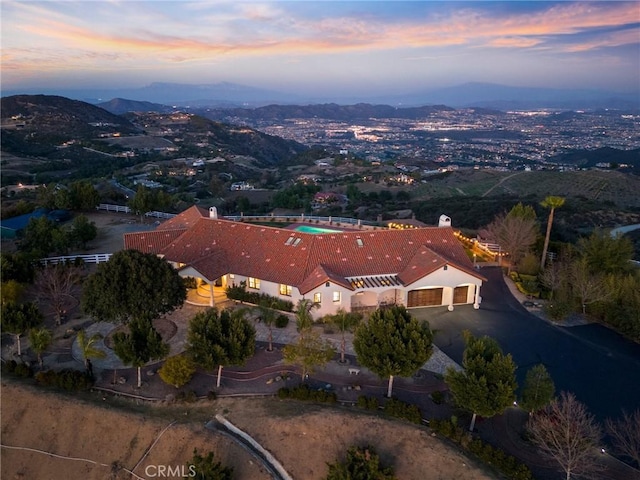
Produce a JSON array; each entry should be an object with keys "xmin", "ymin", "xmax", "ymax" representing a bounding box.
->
[{"xmin": 124, "ymin": 206, "xmax": 485, "ymax": 318}]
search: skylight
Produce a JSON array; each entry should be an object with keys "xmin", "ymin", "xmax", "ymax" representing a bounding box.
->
[{"xmin": 285, "ymin": 235, "xmax": 295, "ymax": 245}]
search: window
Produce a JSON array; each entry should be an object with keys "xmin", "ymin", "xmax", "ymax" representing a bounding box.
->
[
  {"xmin": 333, "ymin": 291, "xmax": 341, "ymax": 303},
  {"xmin": 229, "ymin": 274, "xmax": 235, "ymax": 279},
  {"xmin": 313, "ymin": 292, "xmax": 322, "ymax": 304},
  {"xmin": 279, "ymin": 284, "xmax": 292, "ymax": 296},
  {"xmin": 248, "ymin": 277, "xmax": 260, "ymax": 289}
]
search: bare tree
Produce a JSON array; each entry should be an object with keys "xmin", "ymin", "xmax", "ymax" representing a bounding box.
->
[
  {"xmin": 485, "ymin": 210, "xmax": 538, "ymax": 273},
  {"xmin": 570, "ymin": 258, "xmax": 610, "ymax": 314},
  {"xmin": 605, "ymin": 409, "xmax": 640, "ymax": 468},
  {"xmin": 34, "ymin": 263, "xmax": 83, "ymax": 325},
  {"xmin": 528, "ymin": 391, "xmax": 603, "ymax": 480},
  {"xmin": 539, "ymin": 261, "xmax": 569, "ymax": 301}
]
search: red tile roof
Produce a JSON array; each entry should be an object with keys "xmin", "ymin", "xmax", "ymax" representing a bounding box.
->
[{"xmin": 124, "ymin": 206, "xmax": 485, "ymax": 290}]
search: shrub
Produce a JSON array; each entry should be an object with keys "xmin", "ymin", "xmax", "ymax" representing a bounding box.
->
[
  {"xmin": 277, "ymin": 384, "xmax": 337, "ymax": 403},
  {"xmin": 543, "ymin": 300, "xmax": 573, "ymax": 321},
  {"xmin": 356, "ymin": 395, "xmax": 380, "ymax": 410},
  {"xmin": 3, "ymin": 359, "xmax": 18, "ymax": 374},
  {"xmin": 325, "ymin": 445, "xmax": 396, "ymax": 480},
  {"xmin": 226, "ymin": 284, "xmax": 294, "ymax": 312},
  {"xmin": 14, "ymin": 362, "xmax": 33, "ymax": 378},
  {"xmin": 175, "ymin": 390, "xmax": 198, "ymax": 403},
  {"xmin": 429, "ymin": 417, "xmax": 465, "ymax": 441},
  {"xmin": 383, "ymin": 397, "xmax": 422, "ymax": 424},
  {"xmin": 431, "ymin": 390, "xmax": 445, "ymax": 405},
  {"xmin": 159, "ymin": 355, "xmax": 196, "ymax": 388},
  {"xmin": 447, "ymin": 433, "xmax": 533, "ymax": 480},
  {"xmin": 275, "ymin": 314, "xmax": 289, "ymax": 328},
  {"xmin": 187, "ymin": 449, "xmax": 233, "ymax": 480},
  {"xmin": 207, "ymin": 390, "xmax": 217, "ymax": 401},
  {"xmin": 35, "ymin": 368, "xmax": 93, "ymax": 391}
]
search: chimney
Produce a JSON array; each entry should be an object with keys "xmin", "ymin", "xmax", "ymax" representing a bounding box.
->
[
  {"xmin": 209, "ymin": 207, "xmax": 218, "ymax": 219},
  {"xmin": 438, "ymin": 214, "xmax": 451, "ymax": 227}
]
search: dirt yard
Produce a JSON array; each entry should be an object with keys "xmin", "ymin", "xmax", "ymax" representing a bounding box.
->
[{"xmin": 1, "ymin": 382, "xmax": 496, "ymax": 480}]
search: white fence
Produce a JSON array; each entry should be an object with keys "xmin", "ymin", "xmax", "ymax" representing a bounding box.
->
[
  {"xmin": 96, "ymin": 204, "xmax": 176, "ymax": 219},
  {"xmin": 97, "ymin": 204, "xmax": 131, "ymax": 213},
  {"xmin": 40, "ymin": 254, "xmax": 112, "ymax": 266}
]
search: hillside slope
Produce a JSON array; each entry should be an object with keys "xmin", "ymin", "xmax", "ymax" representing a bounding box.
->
[{"xmin": 1, "ymin": 382, "xmax": 496, "ymax": 480}]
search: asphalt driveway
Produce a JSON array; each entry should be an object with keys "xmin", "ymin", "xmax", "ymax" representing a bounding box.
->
[{"xmin": 413, "ymin": 266, "xmax": 640, "ymax": 422}]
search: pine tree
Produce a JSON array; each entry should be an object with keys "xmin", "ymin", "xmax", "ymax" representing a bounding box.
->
[
  {"xmin": 187, "ymin": 308, "xmax": 255, "ymax": 388},
  {"xmin": 113, "ymin": 317, "xmax": 169, "ymax": 388},
  {"xmin": 354, "ymin": 305, "xmax": 433, "ymax": 397},
  {"xmin": 445, "ymin": 331, "xmax": 517, "ymax": 431}
]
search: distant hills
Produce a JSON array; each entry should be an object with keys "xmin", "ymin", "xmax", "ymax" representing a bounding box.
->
[
  {"xmin": 0, "ymin": 95, "xmax": 307, "ymax": 165},
  {"xmin": 97, "ymin": 98, "xmax": 176, "ymax": 115},
  {"xmin": 3, "ymin": 81, "xmax": 638, "ymax": 111}
]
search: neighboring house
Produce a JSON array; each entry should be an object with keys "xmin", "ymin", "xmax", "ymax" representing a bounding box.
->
[{"xmin": 124, "ymin": 206, "xmax": 485, "ymax": 318}]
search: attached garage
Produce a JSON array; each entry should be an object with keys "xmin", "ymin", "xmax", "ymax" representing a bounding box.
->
[
  {"xmin": 453, "ymin": 286, "xmax": 469, "ymax": 304},
  {"xmin": 408, "ymin": 288, "xmax": 443, "ymax": 307}
]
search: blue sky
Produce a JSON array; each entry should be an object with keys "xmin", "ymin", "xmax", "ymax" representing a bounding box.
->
[{"xmin": 2, "ymin": 1, "xmax": 638, "ymax": 97}]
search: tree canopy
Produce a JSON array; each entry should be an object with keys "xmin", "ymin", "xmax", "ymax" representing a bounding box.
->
[
  {"xmin": 159, "ymin": 354, "xmax": 196, "ymax": 389},
  {"xmin": 187, "ymin": 308, "xmax": 256, "ymax": 388},
  {"xmin": 113, "ymin": 317, "xmax": 169, "ymax": 388},
  {"xmin": 186, "ymin": 449, "xmax": 233, "ymax": 480},
  {"xmin": 82, "ymin": 249, "xmax": 186, "ymax": 324},
  {"xmin": 445, "ymin": 331, "xmax": 517, "ymax": 431},
  {"xmin": 1, "ymin": 302, "xmax": 43, "ymax": 356},
  {"xmin": 577, "ymin": 229, "xmax": 635, "ymax": 274},
  {"xmin": 283, "ymin": 330, "xmax": 335, "ymax": 381},
  {"xmin": 325, "ymin": 445, "xmax": 397, "ymax": 480},
  {"xmin": 520, "ymin": 364, "xmax": 555, "ymax": 414},
  {"xmin": 354, "ymin": 305, "xmax": 433, "ymax": 397}
]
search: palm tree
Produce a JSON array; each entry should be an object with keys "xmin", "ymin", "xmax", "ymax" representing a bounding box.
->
[
  {"xmin": 294, "ymin": 298, "xmax": 318, "ymax": 340},
  {"xmin": 330, "ymin": 308, "xmax": 362, "ymax": 364},
  {"xmin": 28, "ymin": 327, "xmax": 52, "ymax": 368},
  {"xmin": 256, "ymin": 304, "xmax": 278, "ymax": 352},
  {"xmin": 540, "ymin": 196, "xmax": 565, "ymax": 270},
  {"xmin": 76, "ymin": 329, "xmax": 107, "ymax": 374}
]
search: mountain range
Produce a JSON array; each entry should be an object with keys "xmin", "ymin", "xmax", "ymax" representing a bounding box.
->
[
  {"xmin": 3, "ymin": 82, "xmax": 638, "ymax": 111},
  {"xmin": 0, "ymin": 95, "xmax": 307, "ymax": 166}
]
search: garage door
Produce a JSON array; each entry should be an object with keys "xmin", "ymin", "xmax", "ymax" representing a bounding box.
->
[
  {"xmin": 408, "ymin": 288, "xmax": 443, "ymax": 307},
  {"xmin": 453, "ymin": 286, "xmax": 469, "ymax": 304}
]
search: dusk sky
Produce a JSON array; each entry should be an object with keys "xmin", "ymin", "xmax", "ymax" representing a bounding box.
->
[{"xmin": 2, "ymin": 1, "xmax": 639, "ymax": 98}]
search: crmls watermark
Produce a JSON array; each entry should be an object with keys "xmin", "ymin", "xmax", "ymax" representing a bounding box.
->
[{"xmin": 144, "ymin": 464, "xmax": 197, "ymax": 478}]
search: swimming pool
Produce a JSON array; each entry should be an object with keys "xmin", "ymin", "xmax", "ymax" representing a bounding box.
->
[{"xmin": 294, "ymin": 225, "xmax": 344, "ymax": 234}]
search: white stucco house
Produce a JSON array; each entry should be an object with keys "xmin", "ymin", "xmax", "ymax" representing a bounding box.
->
[{"xmin": 124, "ymin": 206, "xmax": 485, "ymax": 318}]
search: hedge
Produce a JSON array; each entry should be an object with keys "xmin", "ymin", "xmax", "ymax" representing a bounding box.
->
[
  {"xmin": 225, "ymin": 285, "xmax": 294, "ymax": 312},
  {"xmin": 430, "ymin": 418, "xmax": 533, "ymax": 480},
  {"xmin": 35, "ymin": 369, "xmax": 94, "ymax": 391},
  {"xmin": 277, "ymin": 384, "xmax": 337, "ymax": 403}
]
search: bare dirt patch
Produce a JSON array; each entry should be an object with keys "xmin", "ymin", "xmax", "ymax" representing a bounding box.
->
[{"xmin": 1, "ymin": 382, "xmax": 497, "ymax": 480}]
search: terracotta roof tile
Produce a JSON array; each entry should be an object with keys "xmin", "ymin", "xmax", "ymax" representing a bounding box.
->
[
  {"xmin": 123, "ymin": 216, "xmax": 485, "ymax": 288},
  {"xmin": 298, "ymin": 264, "xmax": 353, "ymax": 295},
  {"xmin": 123, "ymin": 229, "xmax": 186, "ymax": 254},
  {"xmin": 158, "ymin": 205, "xmax": 208, "ymax": 230}
]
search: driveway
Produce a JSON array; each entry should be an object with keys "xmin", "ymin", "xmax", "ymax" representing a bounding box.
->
[{"xmin": 413, "ymin": 266, "xmax": 640, "ymax": 422}]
